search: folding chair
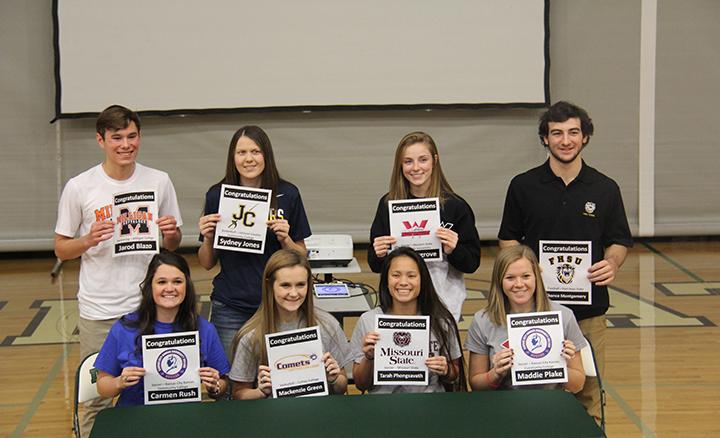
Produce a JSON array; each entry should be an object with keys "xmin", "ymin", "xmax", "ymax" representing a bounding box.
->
[
  {"xmin": 580, "ymin": 338, "xmax": 606, "ymax": 434},
  {"xmin": 73, "ymin": 352, "xmax": 100, "ymax": 438}
]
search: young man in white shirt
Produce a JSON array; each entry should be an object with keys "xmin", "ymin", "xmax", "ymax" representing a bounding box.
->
[{"xmin": 55, "ymin": 105, "xmax": 183, "ymax": 437}]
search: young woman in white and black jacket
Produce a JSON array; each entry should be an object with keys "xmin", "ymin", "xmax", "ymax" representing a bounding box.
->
[{"xmin": 368, "ymin": 131, "xmax": 481, "ymax": 321}]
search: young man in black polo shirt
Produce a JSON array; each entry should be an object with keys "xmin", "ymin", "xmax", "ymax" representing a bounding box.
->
[{"xmin": 498, "ymin": 101, "xmax": 632, "ymax": 422}]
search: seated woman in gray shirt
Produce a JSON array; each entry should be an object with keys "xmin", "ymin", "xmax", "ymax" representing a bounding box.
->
[
  {"xmin": 465, "ymin": 245, "xmax": 585, "ymax": 392},
  {"xmin": 351, "ymin": 246, "xmax": 466, "ymax": 393},
  {"xmin": 228, "ymin": 249, "xmax": 351, "ymax": 399}
]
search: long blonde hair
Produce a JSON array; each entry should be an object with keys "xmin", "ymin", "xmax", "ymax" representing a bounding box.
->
[
  {"xmin": 485, "ymin": 245, "xmax": 551, "ymax": 326},
  {"xmin": 232, "ymin": 249, "xmax": 322, "ymax": 364},
  {"xmin": 387, "ymin": 131, "xmax": 454, "ymax": 206}
]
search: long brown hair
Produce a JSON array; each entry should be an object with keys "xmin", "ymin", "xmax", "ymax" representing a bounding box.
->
[
  {"xmin": 387, "ymin": 131, "xmax": 454, "ymax": 206},
  {"xmin": 485, "ymin": 245, "xmax": 551, "ymax": 326},
  {"xmin": 215, "ymin": 125, "xmax": 284, "ymax": 210},
  {"xmin": 231, "ymin": 249, "xmax": 333, "ymax": 364}
]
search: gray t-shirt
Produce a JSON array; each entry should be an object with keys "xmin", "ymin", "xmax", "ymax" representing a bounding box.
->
[
  {"xmin": 229, "ymin": 310, "xmax": 352, "ymax": 383},
  {"xmin": 464, "ymin": 301, "xmax": 586, "ymax": 390},
  {"xmin": 350, "ymin": 307, "xmax": 462, "ymax": 393}
]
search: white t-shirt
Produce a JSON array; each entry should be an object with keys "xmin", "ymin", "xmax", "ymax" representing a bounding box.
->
[{"xmin": 55, "ymin": 163, "xmax": 183, "ymax": 320}]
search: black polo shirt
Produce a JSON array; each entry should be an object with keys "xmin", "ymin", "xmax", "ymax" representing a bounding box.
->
[{"xmin": 498, "ymin": 159, "xmax": 633, "ymax": 321}]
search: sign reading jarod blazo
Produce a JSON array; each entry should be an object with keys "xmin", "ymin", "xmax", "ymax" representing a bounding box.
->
[{"xmin": 112, "ymin": 190, "xmax": 159, "ymax": 257}]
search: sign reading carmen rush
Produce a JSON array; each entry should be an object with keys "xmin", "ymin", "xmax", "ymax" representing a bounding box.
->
[{"xmin": 141, "ymin": 331, "xmax": 201, "ymax": 405}]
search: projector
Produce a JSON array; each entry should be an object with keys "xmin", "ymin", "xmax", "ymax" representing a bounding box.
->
[{"xmin": 305, "ymin": 234, "xmax": 353, "ymax": 268}]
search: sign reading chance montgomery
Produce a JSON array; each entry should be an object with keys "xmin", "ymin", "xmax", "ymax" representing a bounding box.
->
[
  {"xmin": 112, "ymin": 190, "xmax": 159, "ymax": 257},
  {"xmin": 373, "ymin": 314, "xmax": 429, "ymax": 386},
  {"xmin": 265, "ymin": 326, "xmax": 328, "ymax": 398},
  {"xmin": 507, "ymin": 311, "xmax": 567, "ymax": 386},
  {"xmin": 214, "ymin": 184, "xmax": 272, "ymax": 254},
  {"xmin": 141, "ymin": 331, "xmax": 201, "ymax": 405},
  {"xmin": 388, "ymin": 197, "xmax": 442, "ymax": 261},
  {"xmin": 538, "ymin": 240, "xmax": 592, "ymax": 305}
]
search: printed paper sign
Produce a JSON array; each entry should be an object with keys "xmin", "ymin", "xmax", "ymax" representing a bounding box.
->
[
  {"xmin": 373, "ymin": 315, "xmax": 429, "ymax": 386},
  {"xmin": 142, "ymin": 331, "xmax": 201, "ymax": 405},
  {"xmin": 213, "ymin": 184, "xmax": 272, "ymax": 254},
  {"xmin": 539, "ymin": 240, "xmax": 592, "ymax": 305},
  {"xmin": 388, "ymin": 197, "xmax": 442, "ymax": 261},
  {"xmin": 112, "ymin": 190, "xmax": 159, "ymax": 257},
  {"xmin": 265, "ymin": 326, "xmax": 328, "ymax": 398},
  {"xmin": 507, "ymin": 311, "xmax": 567, "ymax": 386}
]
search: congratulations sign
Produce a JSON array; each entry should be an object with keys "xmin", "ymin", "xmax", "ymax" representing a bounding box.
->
[
  {"xmin": 112, "ymin": 190, "xmax": 159, "ymax": 257},
  {"xmin": 539, "ymin": 240, "xmax": 592, "ymax": 305},
  {"xmin": 388, "ymin": 198, "xmax": 442, "ymax": 261},
  {"xmin": 214, "ymin": 184, "xmax": 272, "ymax": 254},
  {"xmin": 507, "ymin": 311, "xmax": 567, "ymax": 386},
  {"xmin": 265, "ymin": 326, "xmax": 328, "ymax": 398},
  {"xmin": 373, "ymin": 315, "xmax": 429, "ymax": 386},
  {"xmin": 141, "ymin": 331, "xmax": 201, "ymax": 405}
]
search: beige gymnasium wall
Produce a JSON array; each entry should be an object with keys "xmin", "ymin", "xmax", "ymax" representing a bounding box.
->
[{"xmin": 1, "ymin": 0, "xmax": 716, "ymax": 251}]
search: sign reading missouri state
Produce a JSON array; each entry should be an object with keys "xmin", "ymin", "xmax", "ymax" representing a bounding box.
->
[
  {"xmin": 112, "ymin": 190, "xmax": 159, "ymax": 257},
  {"xmin": 507, "ymin": 311, "xmax": 567, "ymax": 386},
  {"xmin": 539, "ymin": 240, "xmax": 592, "ymax": 305},
  {"xmin": 265, "ymin": 326, "xmax": 328, "ymax": 398},
  {"xmin": 388, "ymin": 197, "xmax": 442, "ymax": 261},
  {"xmin": 142, "ymin": 331, "xmax": 201, "ymax": 405},
  {"xmin": 373, "ymin": 314, "xmax": 429, "ymax": 386},
  {"xmin": 214, "ymin": 184, "xmax": 272, "ymax": 254}
]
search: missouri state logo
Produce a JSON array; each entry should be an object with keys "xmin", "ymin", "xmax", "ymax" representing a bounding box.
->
[{"xmin": 393, "ymin": 331, "xmax": 412, "ymax": 347}]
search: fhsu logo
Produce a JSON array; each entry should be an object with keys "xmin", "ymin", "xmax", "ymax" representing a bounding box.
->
[
  {"xmin": 229, "ymin": 203, "xmax": 255, "ymax": 229},
  {"xmin": 118, "ymin": 206, "xmax": 151, "ymax": 235},
  {"xmin": 547, "ymin": 255, "xmax": 583, "ymax": 285}
]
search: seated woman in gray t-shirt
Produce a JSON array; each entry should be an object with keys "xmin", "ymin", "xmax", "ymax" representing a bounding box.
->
[
  {"xmin": 351, "ymin": 247, "xmax": 466, "ymax": 393},
  {"xmin": 465, "ymin": 245, "xmax": 586, "ymax": 392}
]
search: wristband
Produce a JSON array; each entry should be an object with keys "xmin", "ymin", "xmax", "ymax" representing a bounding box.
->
[
  {"xmin": 485, "ymin": 370, "xmax": 500, "ymax": 389},
  {"xmin": 328, "ymin": 376, "xmax": 338, "ymax": 385}
]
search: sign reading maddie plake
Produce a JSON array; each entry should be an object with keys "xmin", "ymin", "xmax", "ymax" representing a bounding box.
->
[
  {"xmin": 388, "ymin": 198, "xmax": 442, "ymax": 261},
  {"xmin": 539, "ymin": 240, "xmax": 592, "ymax": 305},
  {"xmin": 265, "ymin": 326, "xmax": 328, "ymax": 398},
  {"xmin": 112, "ymin": 190, "xmax": 159, "ymax": 257},
  {"xmin": 374, "ymin": 315, "xmax": 429, "ymax": 386},
  {"xmin": 507, "ymin": 311, "xmax": 567, "ymax": 386},
  {"xmin": 141, "ymin": 331, "xmax": 201, "ymax": 405},
  {"xmin": 214, "ymin": 184, "xmax": 271, "ymax": 254}
]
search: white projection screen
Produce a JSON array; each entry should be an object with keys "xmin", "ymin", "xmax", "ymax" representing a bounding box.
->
[{"xmin": 54, "ymin": 1, "xmax": 548, "ymax": 117}]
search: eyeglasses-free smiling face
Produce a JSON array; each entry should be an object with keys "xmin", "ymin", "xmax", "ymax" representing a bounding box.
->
[
  {"xmin": 97, "ymin": 121, "xmax": 140, "ymax": 170},
  {"xmin": 387, "ymin": 255, "xmax": 421, "ymax": 306},
  {"xmin": 234, "ymin": 135, "xmax": 265, "ymax": 187},
  {"xmin": 151, "ymin": 263, "xmax": 187, "ymax": 313},
  {"xmin": 401, "ymin": 142, "xmax": 436, "ymax": 196},
  {"xmin": 544, "ymin": 117, "xmax": 588, "ymax": 165},
  {"xmin": 501, "ymin": 257, "xmax": 537, "ymax": 312},
  {"xmin": 272, "ymin": 265, "xmax": 309, "ymax": 318}
]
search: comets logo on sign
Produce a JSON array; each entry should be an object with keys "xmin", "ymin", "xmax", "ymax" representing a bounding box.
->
[
  {"xmin": 274, "ymin": 354, "xmax": 318, "ymax": 371},
  {"xmin": 393, "ymin": 331, "xmax": 412, "ymax": 347},
  {"xmin": 118, "ymin": 206, "xmax": 152, "ymax": 235},
  {"xmin": 556, "ymin": 263, "xmax": 575, "ymax": 284},
  {"xmin": 156, "ymin": 349, "xmax": 188, "ymax": 380},
  {"xmin": 401, "ymin": 220, "xmax": 430, "ymax": 237},
  {"xmin": 521, "ymin": 328, "xmax": 552, "ymax": 359}
]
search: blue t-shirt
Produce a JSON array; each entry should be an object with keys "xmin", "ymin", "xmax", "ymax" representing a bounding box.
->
[
  {"xmin": 200, "ymin": 181, "xmax": 312, "ymax": 312},
  {"xmin": 94, "ymin": 313, "xmax": 231, "ymax": 407}
]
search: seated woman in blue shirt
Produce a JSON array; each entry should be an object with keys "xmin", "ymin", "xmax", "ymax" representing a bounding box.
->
[{"xmin": 95, "ymin": 251, "xmax": 230, "ymax": 406}]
